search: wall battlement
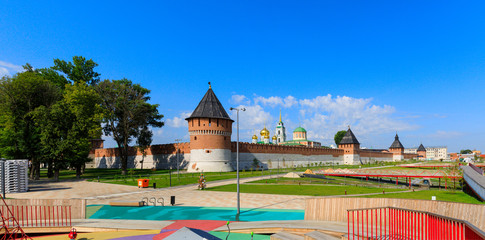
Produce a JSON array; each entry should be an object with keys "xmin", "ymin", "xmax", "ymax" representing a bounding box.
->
[
  {"xmin": 232, "ymin": 142, "xmax": 343, "ymax": 156},
  {"xmin": 94, "ymin": 142, "xmax": 191, "ymax": 158},
  {"xmin": 359, "ymin": 150, "xmax": 394, "ymax": 158}
]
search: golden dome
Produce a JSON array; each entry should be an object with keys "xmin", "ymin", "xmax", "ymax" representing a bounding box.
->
[
  {"xmin": 252, "ymin": 134, "xmax": 258, "ymax": 140},
  {"xmin": 260, "ymin": 127, "xmax": 270, "ymax": 137},
  {"xmin": 272, "ymin": 135, "xmax": 277, "ymax": 140},
  {"xmin": 264, "ymin": 135, "xmax": 270, "ymax": 139}
]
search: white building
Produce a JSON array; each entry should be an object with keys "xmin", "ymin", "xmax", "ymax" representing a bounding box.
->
[{"xmin": 404, "ymin": 146, "xmax": 448, "ymax": 160}]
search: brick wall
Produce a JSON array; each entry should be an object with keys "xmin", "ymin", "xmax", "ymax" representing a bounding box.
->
[
  {"xmin": 94, "ymin": 143, "xmax": 191, "ymax": 158},
  {"xmin": 231, "ymin": 142, "xmax": 344, "ymax": 157}
]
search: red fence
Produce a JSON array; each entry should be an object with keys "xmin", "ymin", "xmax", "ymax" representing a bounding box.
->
[
  {"xmin": 347, "ymin": 207, "xmax": 485, "ymax": 240},
  {"xmin": 1, "ymin": 205, "xmax": 71, "ymax": 228}
]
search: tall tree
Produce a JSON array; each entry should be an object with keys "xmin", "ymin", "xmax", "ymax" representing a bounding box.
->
[
  {"xmin": 34, "ymin": 83, "xmax": 102, "ymax": 180},
  {"xmin": 52, "ymin": 56, "xmax": 100, "ymax": 86},
  {"xmin": 0, "ymin": 71, "xmax": 61, "ymax": 179},
  {"xmin": 96, "ymin": 79, "xmax": 164, "ymax": 175},
  {"xmin": 334, "ymin": 130, "xmax": 347, "ymax": 145}
]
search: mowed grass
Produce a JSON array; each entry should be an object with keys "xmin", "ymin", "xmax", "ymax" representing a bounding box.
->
[
  {"xmin": 98, "ymin": 170, "xmax": 289, "ymax": 188},
  {"xmin": 206, "ymin": 184, "xmax": 406, "ymax": 196},
  {"xmin": 250, "ymin": 177, "xmax": 405, "ymax": 189},
  {"xmin": 353, "ymin": 190, "xmax": 485, "ymax": 205},
  {"xmin": 39, "ymin": 168, "xmax": 172, "ymax": 180}
]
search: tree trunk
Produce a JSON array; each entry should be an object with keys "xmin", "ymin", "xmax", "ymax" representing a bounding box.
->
[
  {"xmin": 76, "ymin": 165, "xmax": 82, "ymax": 179},
  {"xmin": 30, "ymin": 160, "xmax": 41, "ymax": 180},
  {"xmin": 47, "ymin": 159, "xmax": 54, "ymax": 178},
  {"xmin": 54, "ymin": 168, "xmax": 59, "ymax": 182},
  {"xmin": 120, "ymin": 146, "xmax": 128, "ymax": 175}
]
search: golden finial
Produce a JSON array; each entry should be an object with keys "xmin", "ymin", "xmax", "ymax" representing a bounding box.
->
[
  {"xmin": 279, "ymin": 109, "xmax": 282, "ymax": 123},
  {"xmin": 208, "ymin": 82, "xmax": 211, "ymax": 89}
]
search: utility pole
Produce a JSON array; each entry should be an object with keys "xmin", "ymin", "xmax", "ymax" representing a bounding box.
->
[
  {"xmin": 175, "ymin": 139, "xmax": 182, "ymax": 179},
  {"xmin": 230, "ymin": 107, "xmax": 245, "ymax": 221}
]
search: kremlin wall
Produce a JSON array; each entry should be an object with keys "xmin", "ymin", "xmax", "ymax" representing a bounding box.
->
[{"xmin": 90, "ymin": 86, "xmax": 418, "ymax": 172}]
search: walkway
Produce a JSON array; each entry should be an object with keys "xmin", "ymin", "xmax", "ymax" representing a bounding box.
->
[{"xmin": 9, "ymin": 174, "xmax": 310, "ymax": 210}]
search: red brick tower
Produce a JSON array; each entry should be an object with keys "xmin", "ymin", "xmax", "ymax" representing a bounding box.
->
[
  {"xmin": 417, "ymin": 143, "xmax": 427, "ymax": 160},
  {"xmin": 338, "ymin": 127, "xmax": 360, "ymax": 165},
  {"xmin": 185, "ymin": 84, "xmax": 234, "ymax": 172},
  {"xmin": 389, "ymin": 133, "xmax": 404, "ymax": 161}
]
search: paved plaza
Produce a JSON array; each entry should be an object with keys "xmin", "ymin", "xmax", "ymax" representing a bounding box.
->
[{"xmin": 9, "ymin": 174, "xmax": 309, "ymax": 210}]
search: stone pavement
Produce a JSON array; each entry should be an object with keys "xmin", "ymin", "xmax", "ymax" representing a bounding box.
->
[{"xmin": 8, "ymin": 174, "xmax": 311, "ymax": 210}]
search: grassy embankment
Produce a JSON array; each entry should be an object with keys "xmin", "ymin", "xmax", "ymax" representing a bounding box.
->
[
  {"xmin": 207, "ymin": 176, "xmax": 483, "ymax": 204},
  {"xmin": 206, "ymin": 183, "xmax": 406, "ymax": 196}
]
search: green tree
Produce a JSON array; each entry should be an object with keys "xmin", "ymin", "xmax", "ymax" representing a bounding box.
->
[
  {"xmin": 0, "ymin": 70, "xmax": 61, "ymax": 179},
  {"xmin": 334, "ymin": 130, "xmax": 347, "ymax": 145},
  {"xmin": 96, "ymin": 79, "xmax": 164, "ymax": 175},
  {"xmin": 34, "ymin": 83, "xmax": 102, "ymax": 180},
  {"xmin": 52, "ymin": 56, "xmax": 100, "ymax": 86},
  {"xmin": 460, "ymin": 149, "xmax": 472, "ymax": 154}
]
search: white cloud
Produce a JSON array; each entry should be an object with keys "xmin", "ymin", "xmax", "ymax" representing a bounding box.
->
[
  {"xmin": 299, "ymin": 94, "xmax": 418, "ymax": 143},
  {"xmin": 0, "ymin": 67, "xmax": 9, "ymax": 77},
  {"xmin": 230, "ymin": 94, "xmax": 250, "ymax": 105},
  {"xmin": 283, "ymin": 96, "xmax": 298, "ymax": 108},
  {"xmin": 253, "ymin": 95, "xmax": 298, "ymax": 108},
  {"xmin": 427, "ymin": 130, "xmax": 463, "ymax": 139},
  {"xmin": 229, "ymin": 104, "xmax": 273, "ymax": 130},
  {"xmin": 155, "ymin": 129, "xmax": 164, "ymax": 136},
  {"xmin": 166, "ymin": 112, "xmax": 191, "ymax": 128},
  {"xmin": 0, "ymin": 61, "xmax": 24, "ymax": 76}
]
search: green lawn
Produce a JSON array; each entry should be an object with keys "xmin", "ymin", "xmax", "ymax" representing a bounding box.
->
[
  {"xmin": 39, "ymin": 168, "xmax": 172, "ymax": 180},
  {"xmin": 96, "ymin": 169, "xmax": 290, "ymax": 188},
  {"xmin": 206, "ymin": 184, "xmax": 406, "ymax": 196},
  {"xmin": 353, "ymin": 190, "xmax": 484, "ymax": 205},
  {"xmin": 250, "ymin": 176, "xmax": 407, "ymax": 189}
]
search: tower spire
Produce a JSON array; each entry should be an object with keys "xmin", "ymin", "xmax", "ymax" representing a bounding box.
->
[{"xmin": 279, "ymin": 109, "xmax": 282, "ymax": 123}]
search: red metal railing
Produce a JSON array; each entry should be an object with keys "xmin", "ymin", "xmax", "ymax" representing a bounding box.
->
[
  {"xmin": 469, "ymin": 163, "xmax": 484, "ymax": 175},
  {"xmin": 0, "ymin": 196, "xmax": 32, "ymax": 240},
  {"xmin": 0, "ymin": 205, "xmax": 71, "ymax": 228},
  {"xmin": 347, "ymin": 207, "xmax": 485, "ymax": 240}
]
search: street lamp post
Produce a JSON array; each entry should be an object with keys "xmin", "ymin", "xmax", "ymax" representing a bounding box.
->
[
  {"xmin": 175, "ymin": 139, "xmax": 182, "ymax": 179},
  {"xmin": 230, "ymin": 107, "xmax": 245, "ymax": 221}
]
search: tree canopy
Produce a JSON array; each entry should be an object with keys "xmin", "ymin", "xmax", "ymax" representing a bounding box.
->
[
  {"xmin": 33, "ymin": 83, "xmax": 103, "ymax": 180},
  {"xmin": 334, "ymin": 130, "xmax": 347, "ymax": 145},
  {"xmin": 0, "ymin": 71, "xmax": 61, "ymax": 179},
  {"xmin": 96, "ymin": 79, "xmax": 164, "ymax": 175},
  {"xmin": 52, "ymin": 56, "xmax": 100, "ymax": 86},
  {"xmin": 460, "ymin": 149, "xmax": 472, "ymax": 154}
]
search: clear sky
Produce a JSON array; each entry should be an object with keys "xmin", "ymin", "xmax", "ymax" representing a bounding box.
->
[{"xmin": 1, "ymin": 1, "xmax": 484, "ymax": 152}]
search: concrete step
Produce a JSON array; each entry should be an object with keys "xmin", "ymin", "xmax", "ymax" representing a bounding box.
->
[
  {"xmin": 271, "ymin": 231, "xmax": 305, "ymax": 240},
  {"xmin": 304, "ymin": 230, "xmax": 340, "ymax": 240}
]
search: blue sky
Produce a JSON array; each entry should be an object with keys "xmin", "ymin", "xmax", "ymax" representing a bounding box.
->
[{"xmin": 1, "ymin": 1, "xmax": 484, "ymax": 152}]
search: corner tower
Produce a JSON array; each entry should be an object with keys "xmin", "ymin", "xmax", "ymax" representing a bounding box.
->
[
  {"xmin": 338, "ymin": 127, "xmax": 360, "ymax": 165},
  {"xmin": 185, "ymin": 85, "xmax": 234, "ymax": 172},
  {"xmin": 417, "ymin": 143, "xmax": 427, "ymax": 160},
  {"xmin": 389, "ymin": 133, "xmax": 404, "ymax": 161}
]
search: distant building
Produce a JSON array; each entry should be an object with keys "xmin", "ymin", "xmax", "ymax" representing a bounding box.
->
[
  {"xmin": 405, "ymin": 146, "xmax": 448, "ymax": 160},
  {"xmin": 275, "ymin": 110, "xmax": 286, "ymax": 144},
  {"xmin": 280, "ymin": 126, "xmax": 321, "ymax": 147},
  {"xmin": 252, "ymin": 111, "xmax": 321, "ymax": 147}
]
